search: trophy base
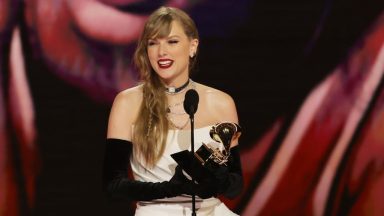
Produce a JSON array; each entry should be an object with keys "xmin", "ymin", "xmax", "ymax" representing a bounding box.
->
[{"xmin": 171, "ymin": 150, "xmax": 214, "ymax": 183}]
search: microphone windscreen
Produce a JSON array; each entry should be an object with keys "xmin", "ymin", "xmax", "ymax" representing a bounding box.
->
[{"xmin": 183, "ymin": 89, "xmax": 199, "ymax": 116}]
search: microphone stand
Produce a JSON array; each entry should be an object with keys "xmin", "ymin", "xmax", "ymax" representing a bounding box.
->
[
  {"xmin": 183, "ymin": 88, "xmax": 199, "ymax": 216},
  {"xmin": 189, "ymin": 114, "xmax": 196, "ymax": 216}
]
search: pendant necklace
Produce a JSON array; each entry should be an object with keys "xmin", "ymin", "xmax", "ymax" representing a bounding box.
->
[{"xmin": 166, "ymin": 79, "xmax": 195, "ymax": 129}]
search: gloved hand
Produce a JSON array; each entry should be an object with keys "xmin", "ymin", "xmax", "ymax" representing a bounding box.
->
[
  {"xmin": 172, "ymin": 146, "xmax": 244, "ymax": 199},
  {"xmin": 171, "ymin": 165, "xmax": 218, "ymax": 199},
  {"xmin": 204, "ymin": 161, "xmax": 231, "ymax": 194},
  {"xmin": 198, "ymin": 146, "xmax": 244, "ymax": 199}
]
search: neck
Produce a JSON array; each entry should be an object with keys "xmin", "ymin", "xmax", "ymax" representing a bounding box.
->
[{"xmin": 165, "ymin": 78, "xmax": 191, "ymax": 95}]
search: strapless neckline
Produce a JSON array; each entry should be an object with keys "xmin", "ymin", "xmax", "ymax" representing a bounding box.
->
[{"xmin": 168, "ymin": 124, "xmax": 214, "ymax": 132}]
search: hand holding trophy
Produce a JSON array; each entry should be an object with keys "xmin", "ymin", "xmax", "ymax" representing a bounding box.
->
[{"xmin": 171, "ymin": 122, "xmax": 242, "ymax": 183}]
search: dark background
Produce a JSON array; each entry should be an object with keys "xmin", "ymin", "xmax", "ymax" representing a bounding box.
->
[{"xmin": 4, "ymin": 0, "xmax": 383, "ymax": 215}]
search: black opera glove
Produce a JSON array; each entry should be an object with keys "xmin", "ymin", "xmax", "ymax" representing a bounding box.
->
[
  {"xmin": 202, "ymin": 145, "xmax": 243, "ymax": 199},
  {"xmin": 172, "ymin": 165, "xmax": 218, "ymax": 199},
  {"xmin": 103, "ymin": 138, "xmax": 198, "ymax": 201}
]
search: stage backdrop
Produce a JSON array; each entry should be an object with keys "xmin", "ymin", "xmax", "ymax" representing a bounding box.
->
[{"xmin": 1, "ymin": 0, "xmax": 384, "ymax": 215}]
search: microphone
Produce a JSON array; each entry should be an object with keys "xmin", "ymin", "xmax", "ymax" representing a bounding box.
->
[
  {"xmin": 183, "ymin": 88, "xmax": 199, "ymax": 216},
  {"xmin": 183, "ymin": 89, "xmax": 199, "ymax": 118}
]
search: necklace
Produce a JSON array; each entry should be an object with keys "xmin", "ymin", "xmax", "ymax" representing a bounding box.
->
[
  {"xmin": 165, "ymin": 80, "xmax": 196, "ymax": 129},
  {"xmin": 167, "ymin": 114, "xmax": 190, "ymax": 130},
  {"xmin": 165, "ymin": 79, "xmax": 190, "ymax": 95},
  {"xmin": 166, "ymin": 101, "xmax": 186, "ymax": 115},
  {"xmin": 166, "ymin": 102, "xmax": 188, "ymax": 129}
]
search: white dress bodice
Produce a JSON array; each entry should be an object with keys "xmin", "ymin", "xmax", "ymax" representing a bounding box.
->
[
  {"xmin": 130, "ymin": 125, "xmax": 238, "ymax": 216},
  {"xmin": 130, "ymin": 125, "xmax": 215, "ymax": 183}
]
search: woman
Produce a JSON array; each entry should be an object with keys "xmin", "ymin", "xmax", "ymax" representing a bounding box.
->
[{"xmin": 103, "ymin": 6, "xmax": 243, "ymax": 215}]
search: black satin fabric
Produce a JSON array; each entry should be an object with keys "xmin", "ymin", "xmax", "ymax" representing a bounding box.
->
[
  {"xmin": 200, "ymin": 146, "xmax": 244, "ymax": 199},
  {"xmin": 102, "ymin": 138, "xmax": 216, "ymax": 202},
  {"xmin": 102, "ymin": 138, "xmax": 243, "ymax": 201}
]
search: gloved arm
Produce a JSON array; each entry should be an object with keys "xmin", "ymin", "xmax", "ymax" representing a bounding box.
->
[
  {"xmin": 102, "ymin": 138, "xmax": 197, "ymax": 201},
  {"xmin": 203, "ymin": 146, "xmax": 243, "ymax": 199}
]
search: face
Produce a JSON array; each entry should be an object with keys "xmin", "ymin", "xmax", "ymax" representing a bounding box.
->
[{"xmin": 147, "ymin": 21, "xmax": 198, "ymax": 86}]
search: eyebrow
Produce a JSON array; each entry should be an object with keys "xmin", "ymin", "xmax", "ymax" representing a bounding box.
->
[
  {"xmin": 167, "ymin": 35, "xmax": 181, "ymax": 39},
  {"xmin": 148, "ymin": 35, "xmax": 181, "ymax": 41}
]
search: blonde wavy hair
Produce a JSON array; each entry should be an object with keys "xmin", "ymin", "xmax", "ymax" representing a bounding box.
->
[{"xmin": 133, "ymin": 6, "xmax": 199, "ymax": 166}]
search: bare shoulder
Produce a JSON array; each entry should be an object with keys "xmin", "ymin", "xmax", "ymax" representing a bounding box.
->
[
  {"xmin": 196, "ymin": 83, "xmax": 241, "ymax": 147},
  {"xmin": 114, "ymin": 85, "xmax": 143, "ymax": 110},
  {"xmin": 107, "ymin": 84, "xmax": 143, "ymax": 141},
  {"xmin": 196, "ymin": 82, "xmax": 239, "ymax": 124}
]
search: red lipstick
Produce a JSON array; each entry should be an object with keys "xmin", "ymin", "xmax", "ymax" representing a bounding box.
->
[{"xmin": 158, "ymin": 59, "xmax": 173, "ymax": 69}]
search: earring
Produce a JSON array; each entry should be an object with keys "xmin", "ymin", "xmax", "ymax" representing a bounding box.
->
[{"xmin": 190, "ymin": 52, "xmax": 195, "ymax": 58}]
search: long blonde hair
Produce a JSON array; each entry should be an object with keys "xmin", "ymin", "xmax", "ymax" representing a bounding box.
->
[{"xmin": 133, "ymin": 7, "xmax": 199, "ymax": 166}]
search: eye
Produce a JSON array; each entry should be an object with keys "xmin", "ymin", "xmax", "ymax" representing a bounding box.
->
[
  {"xmin": 168, "ymin": 40, "xmax": 179, "ymax": 44},
  {"xmin": 148, "ymin": 40, "xmax": 157, "ymax": 46}
]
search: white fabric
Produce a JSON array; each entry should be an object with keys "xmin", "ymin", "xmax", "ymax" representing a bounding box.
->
[{"xmin": 130, "ymin": 125, "xmax": 238, "ymax": 216}]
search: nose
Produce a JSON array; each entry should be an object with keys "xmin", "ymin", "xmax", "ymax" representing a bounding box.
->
[{"xmin": 158, "ymin": 43, "xmax": 167, "ymax": 57}]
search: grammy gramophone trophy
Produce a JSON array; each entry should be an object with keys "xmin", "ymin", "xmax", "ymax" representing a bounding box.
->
[{"xmin": 171, "ymin": 122, "xmax": 241, "ymax": 183}]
